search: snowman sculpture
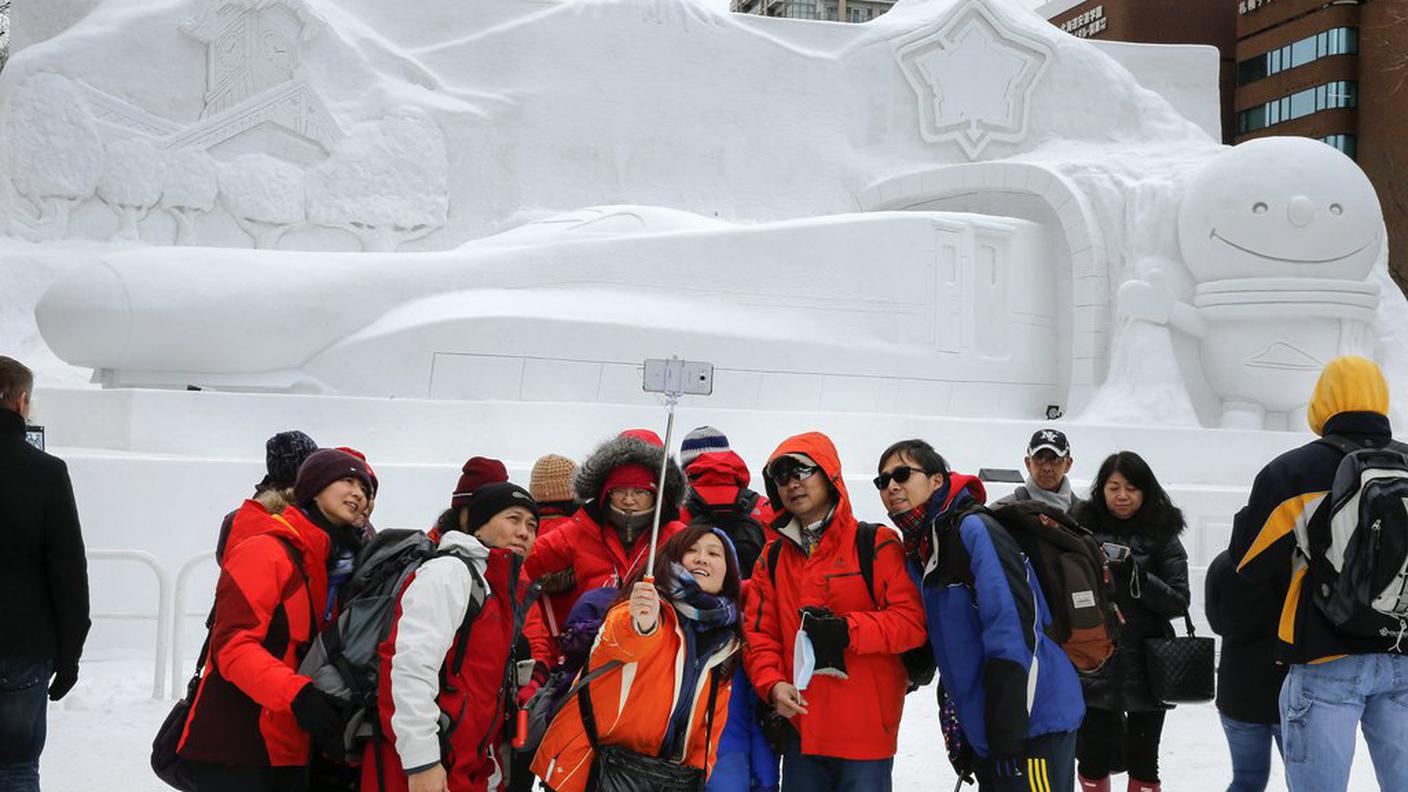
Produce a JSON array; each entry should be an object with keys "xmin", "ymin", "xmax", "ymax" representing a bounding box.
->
[{"xmin": 1121, "ymin": 137, "xmax": 1384, "ymax": 430}]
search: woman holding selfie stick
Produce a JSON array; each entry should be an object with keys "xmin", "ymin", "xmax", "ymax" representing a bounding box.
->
[{"xmin": 1070, "ymin": 452, "xmax": 1190, "ymax": 792}]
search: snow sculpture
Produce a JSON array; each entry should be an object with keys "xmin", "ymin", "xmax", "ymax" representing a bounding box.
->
[
  {"xmin": 3, "ymin": 73, "xmax": 103, "ymax": 239},
  {"xmin": 895, "ymin": 0, "xmax": 1052, "ymax": 158},
  {"xmin": 218, "ymin": 153, "xmax": 305, "ymax": 248},
  {"xmin": 98, "ymin": 138, "xmax": 168, "ymax": 241},
  {"xmin": 160, "ymin": 149, "xmax": 219, "ymax": 245},
  {"xmin": 1122, "ymin": 137, "xmax": 1383, "ymax": 429},
  {"xmin": 306, "ymin": 111, "xmax": 450, "ymax": 251},
  {"xmin": 182, "ymin": 0, "xmax": 311, "ymax": 119}
]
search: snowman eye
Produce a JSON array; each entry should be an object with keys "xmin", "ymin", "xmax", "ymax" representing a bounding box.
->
[
  {"xmin": 1330, "ymin": 204, "xmax": 1343, "ymax": 215},
  {"xmin": 1253, "ymin": 202, "xmax": 1268, "ymax": 214}
]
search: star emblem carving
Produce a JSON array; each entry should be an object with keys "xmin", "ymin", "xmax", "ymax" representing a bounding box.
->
[{"xmin": 895, "ymin": 0, "xmax": 1052, "ymax": 159}]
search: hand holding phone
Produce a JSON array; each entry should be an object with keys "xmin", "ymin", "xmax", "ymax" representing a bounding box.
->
[{"xmin": 1101, "ymin": 541, "xmax": 1131, "ymax": 563}]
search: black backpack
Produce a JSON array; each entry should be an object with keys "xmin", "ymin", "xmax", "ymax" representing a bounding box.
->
[
  {"xmin": 961, "ymin": 502, "xmax": 1122, "ymax": 673},
  {"xmin": 686, "ymin": 488, "xmax": 767, "ymax": 578},
  {"xmin": 1304, "ymin": 435, "xmax": 1408, "ymax": 643},
  {"xmin": 765, "ymin": 522, "xmax": 937, "ymax": 690},
  {"xmin": 298, "ymin": 529, "xmax": 487, "ymax": 756}
]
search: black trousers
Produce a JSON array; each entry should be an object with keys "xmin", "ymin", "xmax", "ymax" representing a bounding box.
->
[
  {"xmin": 975, "ymin": 730, "xmax": 1077, "ymax": 792},
  {"xmin": 184, "ymin": 760, "xmax": 310, "ymax": 792},
  {"xmin": 1075, "ymin": 708, "xmax": 1166, "ymax": 783}
]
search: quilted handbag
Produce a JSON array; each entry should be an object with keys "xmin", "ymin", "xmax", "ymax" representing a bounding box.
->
[{"xmin": 1144, "ymin": 612, "xmax": 1215, "ymax": 704}]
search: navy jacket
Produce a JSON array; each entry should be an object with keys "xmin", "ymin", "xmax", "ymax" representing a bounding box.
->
[{"xmin": 912, "ymin": 483, "xmax": 1085, "ymax": 758}]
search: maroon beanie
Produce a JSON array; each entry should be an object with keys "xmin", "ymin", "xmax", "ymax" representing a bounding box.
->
[
  {"xmin": 452, "ymin": 456, "xmax": 509, "ymax": 507},
  {"xmin": 294, "ymin": 449, "xmax": 376, "ymax": 504}
]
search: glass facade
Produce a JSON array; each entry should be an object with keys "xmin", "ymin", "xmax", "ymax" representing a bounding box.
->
[
  {"xmin": 1321, "ymin": 133, "xmax": 1357, "ymax": 159},
  {"xmin": 1238, "ymin": 27, "xmax": 1357, "ymax": 85},
  {"xmin": 1237, "ymin": 81, "xmax": 1358, "ymax": 134}
]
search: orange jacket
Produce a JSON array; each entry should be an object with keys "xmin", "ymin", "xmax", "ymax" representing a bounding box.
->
[
  {"xmin": 179, "ymin": 507, "xmax": 330, "ymax": 766},
  {"xmin": 531, "ymin": 602, "xmax": 738, "ymax": 792},
  {"xmin": 743, "ymin": 432, "xmax": 927, "ymax": 761}
]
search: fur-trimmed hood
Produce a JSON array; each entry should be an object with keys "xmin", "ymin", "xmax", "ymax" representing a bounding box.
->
[{"xmin": 574, "ymin": 431, "xmax": 686, "ymax": 510}]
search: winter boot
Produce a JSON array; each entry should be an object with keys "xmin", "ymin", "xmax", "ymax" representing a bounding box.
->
[
  {"xmin": 1078, "ymin": 774, "xmax": 1110, "ymax": 792},
  {"xmin": 1127, "ymin": 779, "xmax": 1161, "ymax": 792}
]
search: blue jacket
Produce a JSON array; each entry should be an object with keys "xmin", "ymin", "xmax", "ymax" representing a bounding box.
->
[
  {"xmin": 910, "ymin": 483, "xmax": 1085, "ymax": 758},
  {"xmin": 706, "ymin": 663, "xmax": 779, "ymax": 792}
]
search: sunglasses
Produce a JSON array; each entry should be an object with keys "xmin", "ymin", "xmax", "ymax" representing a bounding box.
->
[
  {"xmin": 873, "ymin": 465, "xmax": 930, "ymax": 490},
  {"xmin": 771, "ymin": 465, "xmax": 820, "ymax": 486}
]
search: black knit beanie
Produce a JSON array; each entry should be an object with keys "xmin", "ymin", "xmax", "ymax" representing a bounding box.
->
[{"xmin": 464, "ymin": 482, "xmax": 540, "ymax": 534}]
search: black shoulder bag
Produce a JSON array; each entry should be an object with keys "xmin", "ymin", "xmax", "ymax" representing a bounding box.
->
[{"xmin": 1143, "ymin": 612, "xmax": 1215, "ymax": 704}]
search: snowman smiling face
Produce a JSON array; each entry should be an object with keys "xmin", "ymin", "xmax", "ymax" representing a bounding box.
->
[{"xmin": 1179, "ymin": 137, "xmax": 1383, "ymax": 283}]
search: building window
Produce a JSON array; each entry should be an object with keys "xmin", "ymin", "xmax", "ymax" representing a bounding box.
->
[
  {"xmin": 849, "ymin": 6, "xmax": 867, "ymax": 22},
  {"xmin": 1237, "ymin": 80, "xmax": 1358, "ymax": 134},
  {"xmin": 1238, "ymin": 27, "xmax": 1358, "ymax": 85},
  {"xmin": 1321, "ymin": 134, "xmax": 1358, "ymax": 159},
  {"xmin": 782, "ymin": 0, "xmax": 819, "ymax": 18}
]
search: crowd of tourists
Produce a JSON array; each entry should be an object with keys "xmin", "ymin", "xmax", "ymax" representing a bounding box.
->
[{"xmin": 1, "ymin": 353, "xmax": 1406, "ymax": 792}]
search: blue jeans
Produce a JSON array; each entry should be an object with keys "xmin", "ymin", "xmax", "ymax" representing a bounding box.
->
[
  {"xmin": 0, "ymin": 659, "xmax": 50, "ymax": 792},
  {"xmin": 1219, "ymin": 714, "xmax": 1282, "ymax": 792},
  {"xmin": 780, "ymin": 752, "xmax": 893, "ymax": 792},
  {"xmin": 1280, "ymin": 654, "xmax": 1408, "ymax": 792}
]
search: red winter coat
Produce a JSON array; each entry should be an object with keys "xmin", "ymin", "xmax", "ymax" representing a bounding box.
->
[
  {"xmin": 179, "ymin": 506, "xmax": 331, "ymax": 766},
  {"xmin": 526, "ymin": 510, "xmax": 580, "ymax": 660},
  {"xmin": 522, "ymin": 505, "xmax": 683, "ymax": 666},
  {"xmin": 680, "ymin": 451, "xmax": 777, "ymax": 529},
  {"xmin": 742, "ymin": 432, "xmax": 927, "ymax": 761},
  {"xmin": 364, "ymin": 533, "xmax": 522, "ymax": 792}
]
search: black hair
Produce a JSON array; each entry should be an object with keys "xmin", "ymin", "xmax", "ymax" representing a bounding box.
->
[
  {"xmin": 615, "ymin": 522, "xmax": 746, "ymax": 646},
  {"xmin": 1087, "ymin": 451, "xmax": 1183, "ymax": 527},
  {"xmin": 433, "ymin": 506, "xmax": 466, "ymax": 536},
  {"xmin": 0, "ymin": 356, "xmax": 34, "ymax": 410},
  {"xmin": 877, "ymin": 439, "xmax": 950, "ymax": 477}
]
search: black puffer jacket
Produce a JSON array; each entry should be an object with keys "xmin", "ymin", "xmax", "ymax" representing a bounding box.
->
[
  {"xmin": 1205, "ymin": 549, "xmax": 1286, "ymax": 724},
  {"xmin": 1070, "ymin": 499, "xmax": 1190, "ymax": 712}
]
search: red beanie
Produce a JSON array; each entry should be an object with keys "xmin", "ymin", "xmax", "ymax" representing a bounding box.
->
[
  {"xmin": 619, "ymin": 428, "xmax": 663, "ymax": 446},
  {"xmin": 452, "ymin": 456, "xmax": 509, "ymax": 507},
  {"xmin": 601, "ymin": 462, "xmax": 656, "ymax": 503}
]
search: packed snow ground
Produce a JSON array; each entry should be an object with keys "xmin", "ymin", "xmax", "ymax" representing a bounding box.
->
[{"xmin": 44, "ymin": 651, "xmax": 1379, "ymax": 792}]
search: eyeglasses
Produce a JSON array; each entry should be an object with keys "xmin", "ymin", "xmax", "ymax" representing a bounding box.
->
[
  {"xmin": 873, "ymin": 465, "xmax": 928, "ymax": 490},
  {"xmin": 771, "ymin": 465, "xmax": 820, "ymax": 486}
]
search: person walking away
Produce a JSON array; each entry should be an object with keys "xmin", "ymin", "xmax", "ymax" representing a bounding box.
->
[
  {"xmin": 744, "ymin": 432, "xmax": 927, "ymax": 792},
  {"xmin": 533, "ymin": 523, "xmax": 743, "ymax": 792},
  {"xmin": 877, "ymin": 439, "xmax": 1084, "ymax": 792},
  {"xmin": 366, "ymin": 483, "xmax": 540, "ymax": 792},
  {"xmin": 0, "ymin": 357, "xmax": 90, "ymax": 792},
  {"xmin": 1204, "ymin": 549, "xmax": 1286, "ymax": 792},
  {"xmin": 178, "ymin": 448, "xmax": 375, "ymax": 792},
  {"xmin": 1230, "ymin": 355, "xmax": 1408, "ymax": 792},
  {"xmin": 1070, "ymin": 452, "xmax": 1190, "ymax": 792},
  {"xmin": 994, "ymin": 429, "xmax": 1080, "ymax": 511}
]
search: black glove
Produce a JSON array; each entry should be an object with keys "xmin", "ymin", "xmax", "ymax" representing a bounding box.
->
[
  {"xmin": 800, "ymin": 606, "xmax": 849, "ymax": 679},
  {"xmin": 292, "ymin": 684, "xmax": 347, "ymax": 760},
  {"xmin": 49, "ymin": 665, "xmax": 78, "ymax": 702}
]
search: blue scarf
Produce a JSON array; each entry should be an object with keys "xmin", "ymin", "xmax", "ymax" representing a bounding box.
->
[{"xmin": 661, "ymin": 562, "xmax": 737, "ymax": 631}]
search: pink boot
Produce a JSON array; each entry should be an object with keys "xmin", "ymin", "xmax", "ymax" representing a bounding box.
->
[
  {"xmin": 1078, "ymin": 775, "xmax": 1110, "ymax": 792},
  {"xmin": 1127, "ymin": 779, "xmax": 1161, "ymax": 792}
]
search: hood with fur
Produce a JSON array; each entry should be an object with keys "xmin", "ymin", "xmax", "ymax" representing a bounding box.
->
[{"xmin": 574, "ymin": 430, "xmax": 686, "ymax": 510}]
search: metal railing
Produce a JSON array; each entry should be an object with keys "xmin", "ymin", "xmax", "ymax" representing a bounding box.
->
[
  {"xmin": 170, "ymin": 551, "xmax": 217, "ymax": 699},
  {"xmin": 88, "ymin": 549, "xmax": 171, "ymax": 699}
]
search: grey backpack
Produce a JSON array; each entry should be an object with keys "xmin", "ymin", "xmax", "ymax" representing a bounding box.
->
[{"xmin": 298, "ymin": 529, "xmax": 487, "ymax": 753}]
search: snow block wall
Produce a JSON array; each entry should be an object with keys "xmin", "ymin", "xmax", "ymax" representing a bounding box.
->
[{"xmin": 1, "ymin": 0, "xmax": 1406, "ymax": 431}]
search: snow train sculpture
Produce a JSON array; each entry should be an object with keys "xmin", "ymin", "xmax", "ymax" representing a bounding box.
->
[{"xmin": 3, "ymin": 0, "xmax": 1400, "ymax": 431}]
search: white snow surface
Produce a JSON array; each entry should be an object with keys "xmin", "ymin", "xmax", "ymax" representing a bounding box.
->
[{"xmin": 43, "ymin": 651, "xmax": 1379, "ymax": 792}]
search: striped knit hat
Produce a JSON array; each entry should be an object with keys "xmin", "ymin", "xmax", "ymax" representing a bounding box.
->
[{"xmin": 679, "ymin": 426, "xmax": 730, "ymax": 468}]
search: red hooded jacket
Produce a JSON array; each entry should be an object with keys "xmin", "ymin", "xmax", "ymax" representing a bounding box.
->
[{"xmin": 742, "ymin": 432, "xmax": 927, "ymax": 761}]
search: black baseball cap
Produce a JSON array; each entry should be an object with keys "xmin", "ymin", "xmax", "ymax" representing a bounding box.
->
[{"xmin": 1026, "ymin": 429, "xmax": 1070, "ymax": 458}]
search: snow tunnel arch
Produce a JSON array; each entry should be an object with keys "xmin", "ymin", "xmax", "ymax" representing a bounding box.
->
[{"xmin": 858, "ymin": 162, "xmax": 1109, "ymax": 415}]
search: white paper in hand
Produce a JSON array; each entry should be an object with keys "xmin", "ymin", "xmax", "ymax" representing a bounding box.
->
[{"xmin": 793, "ymin": 626, "xmax": 816, "ymax": 691}]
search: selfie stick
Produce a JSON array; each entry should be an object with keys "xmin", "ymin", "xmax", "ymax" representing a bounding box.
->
[{"xmin": 645, "ymin": 388, "xmax": 680, "ymax": 580}]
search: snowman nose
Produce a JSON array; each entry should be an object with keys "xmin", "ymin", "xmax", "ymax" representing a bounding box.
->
[{"xmin": 1287, "ymin": 195, "xmax": 1316, "ymax": 228}]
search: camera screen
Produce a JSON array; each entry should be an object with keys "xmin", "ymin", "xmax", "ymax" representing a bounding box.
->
[{"xmin": 25, "ymin": 425, "xmax": 45, "ymax": 452}]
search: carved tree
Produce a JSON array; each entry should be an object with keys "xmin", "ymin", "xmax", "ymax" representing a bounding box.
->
[
  {"xmin": 218, "ymin": 154, "xmax": 306, "ymax": 249},
  {"xmin": 98, "ymin": 138, "xmax": 168, "ymax": 242},
  {"xmin": 161, "ymin": 148, "xmax": 219, "ymax": 246},
  {"xmin": 3, "ymin": 73, "xmax": 104, "ymax": 237},
  {"xmin": 306, "ymin": 111, "xmax": 448, "ymax": 251}
]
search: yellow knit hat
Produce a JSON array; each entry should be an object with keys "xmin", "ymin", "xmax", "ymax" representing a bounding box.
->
[{"xmin": 1307, "ymin": 356, "xmax": 1389, "ymax": 436}]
